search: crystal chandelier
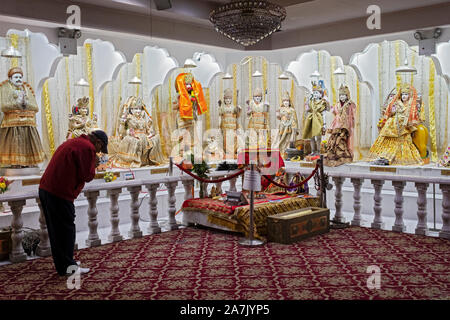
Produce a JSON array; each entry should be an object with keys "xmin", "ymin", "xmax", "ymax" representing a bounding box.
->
[{"xmin": 210, "ymin": 1, "xmax": 286, "ymax": 47}]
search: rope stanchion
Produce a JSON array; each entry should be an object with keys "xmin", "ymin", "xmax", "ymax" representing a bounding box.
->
[
  {"xmin": 262, "ymin": 164, "xmax": 319, "ymax": 189},
  {"xmin": 175, "ymin": 163, "xmax": 244, "ymax": 184}
]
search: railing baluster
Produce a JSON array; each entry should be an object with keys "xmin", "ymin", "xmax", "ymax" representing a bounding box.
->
[
  {"xmin": 8, "ymin": 200, "xmax": 27, "ymax": 263},
  {"xmin": 165, "ymin": 180, "xmax": 179, "ymax": 231},
  {"xmin": 181, "ymin": 178, "xmax": 195, "ymax": 226},
  {"xmin": 84, "ymin": 190, "xmax": 101, "ymax": 247},
  {"xmin": 350, "ymin": 178, "xmax": 363, "ymax": 226},
  {"xmin": 392, "ymin": 181, "xmax": 406, "ymax": 232},
  {"xmin": 145, "ymin": 183, "xmax": 161, "ymax": 234},
  {"xmin": 332, "ymin": 177, "xmax": 345, "ymax": 223},
  {"xmin": 229, "ymin": 176, "xmax": 237, "ymax": 192},
  {"xmin": 127, "ymin": 185, "xmax": 143, "ymax": 239},
  {"xmin": 35, "ymin": 197, "xmax": 51, "ymax": 257},
  {"xmin": 415, "ymin": 182, "xmax": 429, "ymax": 236},
  {"xmin": 107, "ymin": 188, "xmax": 123, "ymax": 242},
  {"xmin": 439, "ymin": 184, "xmax": 450, "ymax": 239},
  {"xmin": 370, "ymin": 179, "xmax": 385, "ymax": 229}
]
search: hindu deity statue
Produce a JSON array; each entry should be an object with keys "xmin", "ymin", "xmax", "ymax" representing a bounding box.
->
[
  {"xmin": 368, "ymin": 83, "xmax": 424, "ymax": 165},
  {"xmin": 110, "ymin": 96, "xmax": 165, "ymax": 168},
  {"xmin": 302, "ymin": 82, "xmax": 330, "ymax": 156},
  {"xmin": 275, "ymin": 91, "xmax": 298, "ymax": 158},
  {"xmin": 172, "ymin": 72, "xmax": 208, "ymax": 159},
  {"xmin": 0, "ymin": 67, "xmax": 44, "ymax": 167},
  {"xmin": 324, "ymin": 85, "xmax": 356, "ymax": 167},
  {"xmin": 66, "ymin": 97, "xmax": 98, "ymax": 139},
  {"xmin": 246, "ymin": 88, "xmax": 270, "ymax": 149},
  {"xmin": 218, "ymin": 88, "xmax": 241, "ymax": 157}
]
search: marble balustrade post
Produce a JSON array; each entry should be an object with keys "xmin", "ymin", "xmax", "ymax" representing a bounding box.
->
[
  {"xmin": 146, "ymin": 183, "xmax": 161, "ymax": 234},
  {"xmin": 107, "ymin": 188, "xmax": 123, "ymax": 242},
  {"xmin": 35, "ymin": 197, "xmax": 51, "ymax": 257},
  {"xmin": 392, "ymin": 181, "xmax": 407, "ymax": 232},
  {"xmin": 165, "ymin": 180, "xmax": 179, "ymax": 231},
  {"xmin": 439, "ymin": 184, "xmax": 450, "ymax": 239},
  {"xmin": 127, "ymin": 186, "xmax": 143, "ymax": 239},
  {"xmin": 350, "ymin": 178, "xmax": 363, "ymax": 226},
  {"xmin": 371, "ymin": 179, "xmax": 385, "ymax": 229},
  {"xmin": 8, "ymin": 200, "xmax": 27, "ymax": 263},
  {"xmin": 414, "ymin": 182, "xmax": 429, "ymax": 236},
  {"xmin": 332, "ymin": 177, "xmax": 346, "ymax": 223},
  {"xmin": 84, "ymin": 190, "xmax": 101, "ymax": 247}
]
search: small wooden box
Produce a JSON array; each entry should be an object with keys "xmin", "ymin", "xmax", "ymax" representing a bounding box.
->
[{"xmin": 267, "ymin": 207, "xmax": 330, "ymax": 244}]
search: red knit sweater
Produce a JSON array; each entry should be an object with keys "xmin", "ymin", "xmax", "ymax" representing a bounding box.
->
[{"xmin": 39, "ymin": 135, "xmax": 96, "ymax": 202}]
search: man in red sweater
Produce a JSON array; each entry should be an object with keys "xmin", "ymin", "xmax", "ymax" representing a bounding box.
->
[{"xmin": 39, "ymin": 130, "xmax": 108, "ymax": 276}]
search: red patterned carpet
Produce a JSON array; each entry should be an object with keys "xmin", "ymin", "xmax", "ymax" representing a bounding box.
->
[{"xmin": 0, "ymin": 226, "xmax": 449, "ymax": 300}]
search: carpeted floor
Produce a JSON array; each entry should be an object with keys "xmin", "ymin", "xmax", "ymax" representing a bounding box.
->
[{"xmin": 0, "ymin": 226, "xmax": 449, "ymax": 300}]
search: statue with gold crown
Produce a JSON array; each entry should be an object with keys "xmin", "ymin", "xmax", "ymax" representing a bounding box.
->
[
  {"xmin": 275, "ymin": 91, "xmax": 298, "ymax": 158},
  {"xmin": 172, "ymin": 72, "xmax": 208, "ymax": 160},
  {"xmin": 246, "ymin": 88, "xmax": 270, "ymax": 149},
  {"xmin": 302, "ymin": 81, "xmax": 330, "ymax": 156},
  {"xmin": 66, "ymin": 97, "xmax": 98, "ymax": 139},
  {"xmin": 219, "ymin": 88, "xmax": 241, "ymax": 157},
  {"xmin": 368, "ymin": 83, "xmax": 426, "ymax": 166},
  {"xmin": 324, "ymin": 84, "xmax": 356, "ymax": 167},
  {"xmin": 109, "ymin": 96, "xmax": 164, "ymax": 168},
  {"xmin": 0, "ymin": 67, "xmax": 45, "ymax": 168}
]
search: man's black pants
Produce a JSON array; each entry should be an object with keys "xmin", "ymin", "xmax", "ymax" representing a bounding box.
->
[{"xmin": 38, "ymin": 189, "xmax": 77, "ymax": 275}]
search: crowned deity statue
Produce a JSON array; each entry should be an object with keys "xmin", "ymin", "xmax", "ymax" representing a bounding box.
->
[
  {"xmin": 0, "ymin": 67, "xmax": 45, "ymax": 168},
  {"xmin": 324, "ymin": 85, "xmax": 356, "ymax": 167},
  {"xmin": 109, "ymin": 96, "xmax": 165, "ymax": 168},
  {"xmin": 275, "ymin": 91, "xmax": 298, "ymax": 158},
  {"xmin": 66, "ymin": 97, "xmax": 98, "ymax": 139},
  {"xmin": 302, "ymin": 82, "xmax": 330, "ymax": 156},
  {"xmin": 172, "ymin": 72, "xmax": 208, "ymax": 159},
  {"xmin": 368, "ymin": 83, "xmax": 425, "ymax": 166},
  {"xmin": 218, "ymin": 88, "xmax": 241, "ymax": 157},
  {"xmin": 246, "ymin": 88, "xmax": 270, "ymax": 149}
]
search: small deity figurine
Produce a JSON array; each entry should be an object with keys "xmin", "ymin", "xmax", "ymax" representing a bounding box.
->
[
  {"xmin": 172, "ymin": 73, "xmax": 208, "ymax": 159},
  {"xmin": 439, "ymin": 146, "xmax": 450, "ymax": 167},
  {"xmin": 204, "ymin": 134, "xmax": 224, "ymax": 162},
  {"xmin": 275, "ymin": 91, "xmax": 298, "ymax": 158},
  {"xmin": 368, "ymin": 83, "xmax": 424, "ymax": 165},
  {"xmin": 246, "ymin": 88, "xmax": 270, "ymax": 148},
  {"xmin": 218, "ymin": 88, "xmax": 241, "ymax": 157},
  {"xmin": 111, "ymin": 96, "xmax": 164, "ymax": 168},
  {"xmin": 302, "ymin": 81, "xmax": 330, "ymax": 156},
  {"xmin": 66, "ymin": 97, "xmax": 98, "ymax": 139},
  {"xmin": 0, "ymin": 67, "xmax": 45, "ymax": 167},
  {"xmin": 324, "ymin": 85, "xmax": 356, "ymax": 167}
]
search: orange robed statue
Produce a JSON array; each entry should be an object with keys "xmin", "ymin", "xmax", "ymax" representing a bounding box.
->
[{"xmin": 172, "ymin": 72, "xmax": 208, "ymax": 159}]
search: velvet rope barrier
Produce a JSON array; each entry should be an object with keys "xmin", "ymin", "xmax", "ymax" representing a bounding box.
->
[
  {"xmin": 262, "ymin": 164, "xmax": 319, "ymax": 189},
  {"xmin": 175, "ymin": 163, "xmax": 244, "ymax": 184}
]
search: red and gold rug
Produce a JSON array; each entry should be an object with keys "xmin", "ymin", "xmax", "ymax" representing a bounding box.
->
[{"xmin": 0, "ymin": 226, "xmax": 448, "ymax": 300}]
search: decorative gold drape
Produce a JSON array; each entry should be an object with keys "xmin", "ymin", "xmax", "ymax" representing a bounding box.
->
[
  {"xmin": 42, "ymin": 80, "xmax": 55, "ymax": 155},
  {"xmin": 85, "ymin": 43, "xmax": 94, "ymax": 119},
  {"xmin": 429, "ymin": 59, "xmax": 437, "ymax": 162}
]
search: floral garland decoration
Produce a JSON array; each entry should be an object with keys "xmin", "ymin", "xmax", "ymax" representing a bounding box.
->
[
  {"xmin": 104, "ymin": 172, "xmax": 117, "ymax": 183},
  {"xmin": 0, "ymin": 177, "xmax": 12, "ymax": 194}
]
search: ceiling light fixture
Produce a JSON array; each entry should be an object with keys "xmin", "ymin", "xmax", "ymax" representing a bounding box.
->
[
  {"xmin": 128, "ymin": 76, "xmax": 142, "ymax": 84},
  {"xmin": 75, "ymin": 78, "xmax": 90, "ymax": 87},
  {"xmin": 210, "ymin": 1, "xmax": 286, "ymax": 47},
  {"xmin": 1, "ymin": 46, "xmax": 22, "ymax": 58},
  {"xmin": 278, "ymin": 72, "xmax": 289, "ymax": 80},
  {"xmin": 222, "ymin": 72, "xmax": 233, "ymax": 79},
  {"xmin": 395, "ymin": 58, "xmax": 417, "ymax": 75},
  {"xmin": 183, "ymin": 58, "xmax": 197, "ymax": 68}
]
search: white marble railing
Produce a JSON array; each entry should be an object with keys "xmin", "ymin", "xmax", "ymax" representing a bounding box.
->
[
  {"xmin": 0, "ymin": 170, "xmax": 241, "ymax": 263},
  {"xmin": 286, "ymin": 167, "xmax": 450, "ymax": 240}
]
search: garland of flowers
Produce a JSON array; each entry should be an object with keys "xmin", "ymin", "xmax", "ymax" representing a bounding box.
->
[{"xmin": 0, "ymin": 177, "xmax": 12, "ymax": 194}]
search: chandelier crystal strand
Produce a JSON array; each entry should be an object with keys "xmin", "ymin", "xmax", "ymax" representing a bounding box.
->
[{"xmin": 210, "ymin": 1, "xmax": 286, "ymax": 47}]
